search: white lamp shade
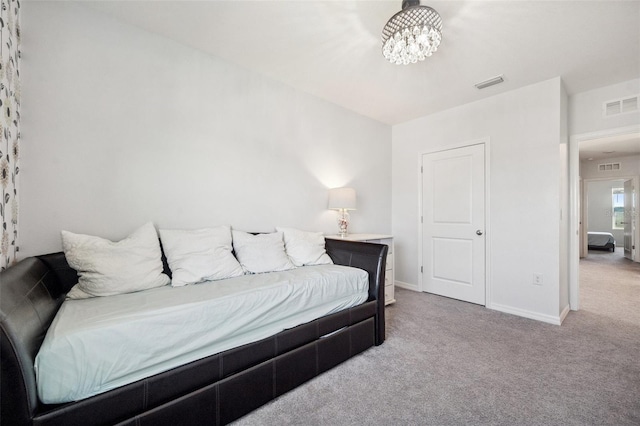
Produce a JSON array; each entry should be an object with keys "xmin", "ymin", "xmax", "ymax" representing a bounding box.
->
[{"xmin": 328, "ymin": 187, "xmax": 357, "ymax": 210}]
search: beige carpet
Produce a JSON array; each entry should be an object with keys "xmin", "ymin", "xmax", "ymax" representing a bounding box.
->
[
  {"xmin": 233, "ymin": 254, "xmax": 640, "ymax": 425},
  {"xmin": 580, "ymin": 247, "xmax": 640, "ymax": 326}
]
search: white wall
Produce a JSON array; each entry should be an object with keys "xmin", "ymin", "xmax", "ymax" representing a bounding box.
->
[
  {"xmin": 581, "ymin": 154, "xmax": 640, "ymax": 179},
  {"xmin": 569, "ymin": 79, "xmax": 640, "ymax": 136},
  {"xmin": 392, "ymin": 77, "xmax": 564, "ymax": 324},
  {"xmin": 19, "ymin": 2, "xmax": 391, "ymax": 257}
]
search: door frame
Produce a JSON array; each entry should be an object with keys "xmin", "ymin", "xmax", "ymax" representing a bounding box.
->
[
  {"xmin": 622, "ymin": 178, "xmax": 638, "ymax": 261},
  {"xmin": 569, "ymin": 124, "xmax": 640, "ymax": 310},
  {"xmin": 418, "ymin": 137, "xmax": 492, "ymax": 309}
]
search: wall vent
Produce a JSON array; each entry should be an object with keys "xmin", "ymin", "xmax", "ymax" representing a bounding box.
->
[
  {"xmin": 598, "ymin": 162, "xmax": 621, "ymax": 172},
  {"xmin": 604, "ymin": 95, "xmax": 639, "ymax": 117}
]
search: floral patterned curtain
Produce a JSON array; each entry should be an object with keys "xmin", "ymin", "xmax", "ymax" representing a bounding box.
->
[{"xmin": 0, "ymin": 0, "xmax": 20, "ymax": 270}]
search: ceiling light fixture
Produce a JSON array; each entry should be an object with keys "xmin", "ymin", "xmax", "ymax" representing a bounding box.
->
[
  {"xmin": 475, "ymin": 75, "xmax": 505, "ymax": 89},
  {"xmin": 382, "ymin": 0, "xmax": 442, "ymax": 65}
]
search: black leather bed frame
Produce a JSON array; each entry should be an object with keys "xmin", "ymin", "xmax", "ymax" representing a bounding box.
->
[{"xmin": 1, "ymin": 238, "xmax": 387, "ymax": 426}]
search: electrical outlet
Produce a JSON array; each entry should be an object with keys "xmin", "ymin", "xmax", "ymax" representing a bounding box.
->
[{"xmin": 533, "ymin": 273, "xmax": 543, "ymax": 285}]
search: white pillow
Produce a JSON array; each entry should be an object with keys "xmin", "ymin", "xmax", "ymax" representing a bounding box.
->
[
  {"xmin": 276, "ymin": 227, "xmax": 333, "ymax": 267},
  {"xmin": 159, "ymin": 226, "xmax": 243, "ymax": 286},
  {"xmin": 62, "ymin": 222, "xmax": 170, "ymax": 299},
  {"xmin": 231, "ymin": 230, "xmax": 296, "ymax": 274}
]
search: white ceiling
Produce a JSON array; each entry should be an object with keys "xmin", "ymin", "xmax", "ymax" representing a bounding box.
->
[
  {"xmin": 84, "ymin": 0, "xmax": 640, "ymax": 125},
  {"xmin": 579, "ymin": 133, "xmax": 640, "ymax": 161}
]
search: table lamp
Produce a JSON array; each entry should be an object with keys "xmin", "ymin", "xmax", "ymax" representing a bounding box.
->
[{"xmin": 328, "ymin": 187, "xmax": 357, "ymax": 237}]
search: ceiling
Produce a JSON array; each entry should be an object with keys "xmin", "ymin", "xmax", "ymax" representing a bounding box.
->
[
  {"xmin": 84, "ymin": 1, "xmax": 640, "ymax": 125},
  {"xmin": 579, "ymin": 133, "xmax": 640, "ymax": 161}
]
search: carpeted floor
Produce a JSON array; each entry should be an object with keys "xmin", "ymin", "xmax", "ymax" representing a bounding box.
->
[
  {"xmin": 579, "ymin": 247, "xmax": 640, "ymax": 325},
  {"xmin": 234, "ymin": 252, "xmax": 640, "ymax": 426}
]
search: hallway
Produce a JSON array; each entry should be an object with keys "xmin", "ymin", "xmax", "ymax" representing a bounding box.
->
[{"xmin": 580, "ymin": 248, "xmax": 640, "ymax": 326}]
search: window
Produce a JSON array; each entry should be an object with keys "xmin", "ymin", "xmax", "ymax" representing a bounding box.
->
[{"xmin": 612, "ymin": 188, "xmax": 625, "ymax": 229}]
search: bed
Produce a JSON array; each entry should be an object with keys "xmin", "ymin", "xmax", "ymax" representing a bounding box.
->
[
  {"xmin": 587, "ymin": 231, "xmax": 616, "ymax": 251},
  {"xmin": 0, "ymin": 237, "xmax": 387, "ymax": 426}
]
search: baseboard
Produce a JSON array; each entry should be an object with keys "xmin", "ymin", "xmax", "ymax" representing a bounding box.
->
[
  {"xmin": 395, "ymin": 280, "xmax": 419, "ymax": 292},
  {"xmin": 559, "ymin": 304, "xmax": 571, "ymax": 324},
  {"xmin": 490, "ymin": 303, "xmax": 563, "ymax": 325},
  {"xmin": 396, "ymin": 285, "xmax": 568, "ymax": 325}
]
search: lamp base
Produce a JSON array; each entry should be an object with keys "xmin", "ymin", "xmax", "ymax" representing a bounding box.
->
[{"xmin": 337, "ymin": 209, "xmax": 350, "ymax": 237}]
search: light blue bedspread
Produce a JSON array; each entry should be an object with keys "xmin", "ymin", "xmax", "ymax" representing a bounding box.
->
[{"xmin": 35, "ymin": 265, "xmax": 368, "ymax": 404}]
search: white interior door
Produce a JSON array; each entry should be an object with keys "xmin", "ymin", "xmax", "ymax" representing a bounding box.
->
[
  {"xmin": 623, "ymin": 179, "xmax": 634, "ymax": 260},
  {"xmin": 422, "ymin": 144, "xmax": 486, "ymax": 305}
]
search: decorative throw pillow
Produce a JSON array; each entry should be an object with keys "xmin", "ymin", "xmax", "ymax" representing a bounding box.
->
[
  {"xmin": 231, "ymin": 230, "xmax": 296, "ymax": 274},
  {"xmin": 159, "ymin": 226, "xmax": 243, "ymax": 286},
  {"xmin": 276, "ymin": 227, "xmax": 333, "ymax": 267},
  {"xmin": 62, "ymin": 222, "xmax": 170, "ymax": 299}
]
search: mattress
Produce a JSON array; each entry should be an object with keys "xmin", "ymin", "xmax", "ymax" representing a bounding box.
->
[
  {"xmin": 587, "ymin": 232, "xmax": 615, "ymax": 247},
  {"xmin": 35, "ymin": 264, "xmax": 368, "ymax": 404}
]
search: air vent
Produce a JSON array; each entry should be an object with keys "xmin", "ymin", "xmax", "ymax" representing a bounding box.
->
[
  {"xmin": 474, "ymin": 75, "xmax": 504, "ymax": 90},
  {"xmin": 622, "ymin": 96, "xmax": 638, "ymax": 112},
  {"xmin": 604, "ymin": 95, "xmax": 639, "ymax": 117},
  {"xmin": 598, "ymin": 162, "xmax": 621, "ymax": 172},
  {"xmin": 605, "ymin": 101, "xmax": 621, "ymax": 116}
]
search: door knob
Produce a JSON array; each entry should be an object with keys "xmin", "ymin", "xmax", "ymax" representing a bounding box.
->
[{"xmin": 476, "ymin": 230, "xmax": 483, "ymax": 236}]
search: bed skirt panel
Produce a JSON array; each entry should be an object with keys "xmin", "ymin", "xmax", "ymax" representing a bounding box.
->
[{"xmin": 109, "ymin": 315, "xmax": 375, "ymax": 426}]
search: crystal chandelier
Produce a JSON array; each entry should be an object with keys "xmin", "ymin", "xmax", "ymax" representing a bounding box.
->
[{"xmin": 382, "ymin": 0, "xmax": 442, "ymax": 65}]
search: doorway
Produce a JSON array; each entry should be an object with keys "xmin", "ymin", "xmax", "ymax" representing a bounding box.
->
[
  {"xmin": 420, "ymin": 143, "xmax": 487, "ymax": 305},
  {"xmin": 582, "ymin": 177, "xmax": 635, "ymax": 259},
  {"xmin": 569, "ymin": 125, "xmax": 640, "ymax": 310}
]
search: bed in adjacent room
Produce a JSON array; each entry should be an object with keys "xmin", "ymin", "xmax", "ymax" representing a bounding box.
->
[{"xmin": 587, "ymin": 231, "xmax": 616, "ymax": 251}]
